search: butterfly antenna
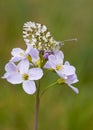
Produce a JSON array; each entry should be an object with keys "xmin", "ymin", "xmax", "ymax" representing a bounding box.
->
[{"xmin": 59, "ymin": 38, "xmax": 77, "ymax": 47}]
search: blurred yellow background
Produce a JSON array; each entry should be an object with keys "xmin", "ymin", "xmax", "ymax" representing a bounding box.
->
[{"xmin": 0, "ymin": 0, "xmax": 93, "ymax": 130}]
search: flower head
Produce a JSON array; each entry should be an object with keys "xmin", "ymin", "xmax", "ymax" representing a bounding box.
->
[
  {"xmin": 2, "ymin": 60, "xmax": 43, "ymax": 94},
  {"xmin": 44, "ymin": 51, "xmax": 79, "ymax": 94},
  {"xmin": 44, "ymin": 50, "xmax": 64, "ymax": 71},
  {"xmin": 10, "ymin": 43, "xmax": 40, "ymax": 67}
]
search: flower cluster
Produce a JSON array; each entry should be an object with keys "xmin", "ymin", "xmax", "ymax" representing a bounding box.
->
[
  {"xmin": 2, "ymin": 21, "xmax": 79, "ymax": 94},
  {"xmin": 2, "ymin": 45, "xmax": 43, "ymax": 94}
]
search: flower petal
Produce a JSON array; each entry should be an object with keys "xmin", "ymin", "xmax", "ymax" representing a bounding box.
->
[
  {"xmin": 47, "ymin": 55, "xmax": 60, "ymax": 70},
  {"xmin": 64, "ymin": 61, "xmax": 70, "ymax": 65},
  {"xmin": 6, "ymin": 72, "xmax": 22, "ymax": 84},
  {"xmin": 66, "ymin": 74, "xmax": 79, "ymax": 84},
  {"xmin": 29, "ymin": 68, "xmax": 43, "ymax": 80},
  {"xmin": 10, "ymin": 48, "xmax": 25, "ymax": 62},
  {"xmin": 56, "ymin": 71, "xmax": 67, "ymax": 79},
  {"xmin": 18, "ymin": 60, "xmax": 29, "ymax": 74},
  {"xmin": 25, "ymin": 43, "xmax": 32, "ymax": 54},
  {"xmin": 5, "ymin": 62, "xmax": 17, "ymax": 72},
  {"xmin": 29, "ymin": 47, "xmax": 39, "ymax": 63},
  {"xmin": 47, "ymin": 51, "xmax": 64, "ymax": 69},
  {"xmin": 11, "ymin": 48, "xmax": 24, "ymax": 57},
  {"xmin": 62, "ymin": 65, "xmax": 75, "ymax": 75},
  {"xmin": 68, "ymin": 84, "xmax": 79, "ymax": 94},
  {"xmin": 48, "ymin": 54, "xmax": 56, "ymax": 62},
  {"xmin": 44, "ymin": 61, "xmax": 51, "ymax": 69},
  {"xmin": 23, "ymin": 80, "xmax": 36, "ymax": 94},
  {"xmin": 54, "ymin": 51, "xmax": 64, "ymax": 64},
  {"xmin": 2, "ymin": 72, "xmax": 10, "ymax": 79},
  {"xmin": 10, "ymin": 57, "xmax": 22, "ymax": 62},
  {"xmin": 48, "ymin": 51, "xmax": 64, "ymax": 65}
]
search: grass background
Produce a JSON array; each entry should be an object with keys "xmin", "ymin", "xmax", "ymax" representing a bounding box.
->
[{"xmin": 0, "ymin": 0, "xmax": 93, "ymax": 130}]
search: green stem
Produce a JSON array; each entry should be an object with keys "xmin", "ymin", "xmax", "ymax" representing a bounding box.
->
[
  {"xmin": 33, "ymin": 80, "xmax": 57, "ymax": 130},
  {"xmin": 40, "ymin": 81, "xmax": 57, "ymax": 97},
  {"xmin": 33, "ymin": 81, "xmax": 40, "ymax": 130}
]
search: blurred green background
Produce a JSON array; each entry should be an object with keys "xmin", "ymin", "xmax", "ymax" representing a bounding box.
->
[{"xmin": 0, "ymin": 0, "xmax": 93, "ymax": 130}]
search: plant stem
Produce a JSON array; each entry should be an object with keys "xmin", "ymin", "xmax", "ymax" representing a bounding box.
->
[
  {"xmin": 40, "ymin": 81, "xmax": 57, "ymax": 97},
  {"xmin": 33, "ymin": 81, "xmax": 40, "ymax": 130}
]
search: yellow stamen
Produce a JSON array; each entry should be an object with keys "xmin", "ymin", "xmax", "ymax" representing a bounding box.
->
[
  {"xmin": 27, "ymin": 55, "xmax": 32, "ymax": 62},
  {"xmin": 56, "ymin": 65, "xmax": 63, "ymax": 71},
  {"xmin": 36, "ymin": 59, "xmax": 41, "ymax": 67},
  {"xmin": 22, "ymin": 73, "xmax": 29, "ymax": 80}
]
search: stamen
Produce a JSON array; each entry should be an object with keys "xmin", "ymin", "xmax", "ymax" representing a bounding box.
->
[
  {"xmin": 27, "ymin": 55, "xmax": 32, "ymax": 62},
  {"xmin": 56, "ymin": 65, "xmax": 63, "ymax": 71},
  {"xmin": 22, "ymin": 73, "xmax": 29, "ymax": 80},
  {"xmin": 36, "ymin": 59, "xmax": 41, "ymax": 67}
]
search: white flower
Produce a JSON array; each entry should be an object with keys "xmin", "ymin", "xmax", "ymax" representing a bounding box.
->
[
  {"xmin": 44, "ymin": 50, "xmax": 64, "ymax": 71},
  {"xmin": 2, "ymin": 60, "xmax": 43, "ymax": 95},
  {"xmin": 44, "ymin": 51, "xmax": 79, "ymax": 94},
  {"xmin": 10, "ymin": 43, "xmax": 40, "ymax": 66},
  {"xmin": 10, "ymin": 48, "xmax": 25, "ymax": 62}
]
